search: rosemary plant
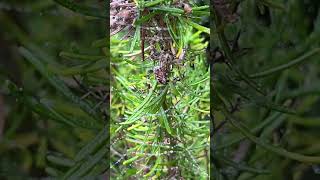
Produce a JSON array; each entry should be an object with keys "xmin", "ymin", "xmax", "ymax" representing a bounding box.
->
[{"xmin": 110, "ymin": 0, "xmax": 210, "ymax": 179}]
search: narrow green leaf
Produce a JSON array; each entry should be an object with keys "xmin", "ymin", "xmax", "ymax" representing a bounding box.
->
[
  {"xmin": 45, "ymin": 167, "xmax": 62, "ymax": 177},
  {"xmin": 160, "ymin": 107, "xmax": 173, "ymax": 135},
  {"xmin": 183, "ymin": 18, "xmax": 210, "ymax": 34},
  {"xmin": 75, "ymin": 126, "xmax": 109, "ymax": 162},
  {"xmin": 51, "ymin": 59, "xmax": 107, "ymax": 76},
  {"xmin": 19, "ymin": 47, "xmax": 100, "ymax": 120},
  {"xmin": 214, "ymin": 112, "xmax": 284, "ymax": 150},
  {"xmin": 67, "ymin": 148, "xmax": 108, "ymax": 179},
  {"xmin": 123, "ymin": 155, "xmax": 141, "ymax": 165},
  {"xmin": 47, "ymin": 155, "xmax": 75, "ymax": 167},
  {"xmin": 59, "ymin": 52, "xmax": 104, "ymax": 61},
  {"xmin": 223, "ymin": 109, "xmax": 320, "ymax": 163},
  {"xmin": 142, "ymin": 0, "xmax": 166, "ymax": 8},
  {"xmin": 258, "ymin": 0, "xmax": 285, "ymax": 10},
  {"xmin": 92, "ymin": 37, "xmax": 108, "ymax": 48},
  {"xmin": 250, "ymin": 48, "xmax": 320, "ymax": 78},
  {"xmin": 134, "ymin": 12, "xmax": 158, "ymax": 25},
  {"xmin": 119, "ymin": 81, "xmax": 158, "ymax": 125},
  {"xmin": 214, "ymin": 156, "xmax": 269, "ymax": 174},
  {"xmin": 53, "ymin": 0, "xmax": 106, "ymax": 18}
]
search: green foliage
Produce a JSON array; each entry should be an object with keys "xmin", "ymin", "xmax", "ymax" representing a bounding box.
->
[{"xmin": 212, "ymin": 0, "xmax": 320, "ymax": 179}]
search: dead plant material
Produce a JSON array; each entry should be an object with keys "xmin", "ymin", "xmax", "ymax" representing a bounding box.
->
[{"xmin": 110, "ymin": 0, "xmax": 137, "ymax": 36}]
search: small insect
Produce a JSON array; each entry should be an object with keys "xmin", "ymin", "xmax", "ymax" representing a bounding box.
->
[{"xmin": 154, "ymin": 66, "xmax": 168, "ymax": 84}]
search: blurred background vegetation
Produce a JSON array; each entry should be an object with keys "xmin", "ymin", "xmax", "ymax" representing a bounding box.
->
[
  {"xmin": 2, "ymin": 0, "xmax": 320, "ymax": 179},
  {"xmin": 0, "ymin": 0, "xmax": 107, "ymax": 179},
  {"xmin": 212, "ymin": 0, "xmax": 320, "ymax": 180}
]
